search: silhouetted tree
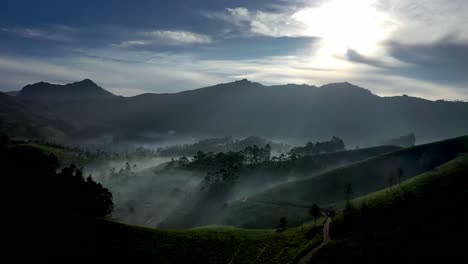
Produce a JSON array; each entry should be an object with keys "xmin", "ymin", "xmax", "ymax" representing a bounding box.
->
[
  {"xmin": 397, "ymin": 167, "xmax": 404, "ymax": 186},
  {"xmin": 345, "ymin": 183, "xmax": 353, "ymax": 205},
  {"xmin": 309, "ymin": 204, "xmax": 321, "ymax": 226},
  {"xmin": 277, "ymin": 217, "xmax": 288, "ymax": 232},
  {"xmin": 125, "ymin": 162, "xmax": 131, "ymax": 172},
  {"xmin": 1, "ymin": 146, "xmax": 113, "ymax": 219},
  {"xmin": 388, "ymin": 175, "xmax": 394, "ymax": 189},
  {"xmin": 344, "ymin": 184, "xmax": 356, "ymax": 223}
]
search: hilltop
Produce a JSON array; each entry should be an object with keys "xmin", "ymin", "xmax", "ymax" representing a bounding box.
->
[{"xmin": 17, "ymin": 79, "xmax": 116, "ymax": 100}]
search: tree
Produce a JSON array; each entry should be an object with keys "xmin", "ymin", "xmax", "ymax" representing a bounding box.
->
[
  {"xmin": 397, "ymin": 167, "xmax": 404, "ymax": 186},
  {"xmin": 277, "ymin": 217, "xmax": 288, "ymax": 232},
  {"xmin": 344, "ymin": 183, "xmax": 356, "ymax": 223},
  {"xmin": 345, "ymin": 183, "xmax": 353, "ymax": 205},
  {"xmin": 309, "ymin": 204, "xmax": 321, "ymax": 226},
  {"xmin": 388, "ymin": 175, "xmax": 394, "ymax": 189},
  {"xmin": 1, "ymin": 146, "xmax": 113, "ymax": 219}
]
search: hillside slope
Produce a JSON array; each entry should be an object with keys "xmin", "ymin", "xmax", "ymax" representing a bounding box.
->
[
  {"xmin": 5, "ymin": 216, "xmax": 323, "ymax": 263},
  {"xmin": 313, "ymin": 153, "xmax": 468, "ymax": 263},
  {"xmin": 249, "ymin": 135, "xmax": 468, "ymax": 207},
  {"xmin": 0, "ymin": 93, "xmax": 69, "ymax": 140}
]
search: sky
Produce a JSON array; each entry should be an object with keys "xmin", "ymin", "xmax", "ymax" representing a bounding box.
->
[{"xmin": 0, "ymin": 0, "xmax": 467, "ymax": 100}]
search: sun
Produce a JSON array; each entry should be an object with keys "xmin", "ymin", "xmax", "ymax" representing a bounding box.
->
[{"xmin": 292, "ymin": 0, "xmax": 395, "ymax": 55}]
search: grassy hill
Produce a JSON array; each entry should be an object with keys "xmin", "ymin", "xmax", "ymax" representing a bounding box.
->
[
  {"xmin": 91, "ymin": 221, "xmax": 323, "ymax": 263},
  {"xmin": 249, "ymin": 135, "xmax": 468, "ymax": 207},
  {"xmin": 312, "ymin": 153, "xmax": 468, "ymax": 263},
  {"xmin": 218, "ymin": 136, "xmax": 468, "ymax": 229},
  {"xmin": 275, "ymin": 145, "xmax": 401, "ymax": 177},
  {"xmin": 6, "ymin": 216, "xmax": 326, "ymax": 263},
  {"xmin": 20, "ymin": 142, "xmax": 88, "ymax": 167},
  {"xmin": 0, "ymin": 93, "xmax": 69, "ymax": 141}
]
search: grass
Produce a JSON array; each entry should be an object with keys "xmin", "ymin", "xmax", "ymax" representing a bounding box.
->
[
  {"xmin": 79, "ymin": 219, "xmax": 325, "ymax": 263},
  {"xmin": 312, "ymin": 153, "xmax": 468, "ymax": 263},
  {"xmin": 224, "ymin": 200, "xmax": 313, "ymax": 228}
]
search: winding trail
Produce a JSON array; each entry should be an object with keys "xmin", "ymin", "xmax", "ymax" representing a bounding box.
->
[{"xmin": 297, "ymin": 217, "xmax": 332, "ymax": 264}]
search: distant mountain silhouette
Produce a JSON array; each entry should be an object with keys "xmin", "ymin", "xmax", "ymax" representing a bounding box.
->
[
  {"xmin": 17, "ymin": 79, "xmax": 116, "ymax": 100},
  {"xmin": 4, "ymin": 79, "xmax": 468, "ymax": 144},
  {"xmin": 4, "ymin": 91, "xmax": 19, "ymax": 96}
]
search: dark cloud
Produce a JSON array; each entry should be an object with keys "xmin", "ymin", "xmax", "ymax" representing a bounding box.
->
[
  {"xmin": 346, "ymin": 49, "xmax": 383, "ymax": 68},
  {"xmin": 346, "ymin": 41, "xmax": 468, "ymax": 87},
  {"xmin": 387, "ymin": 41, "xmax": 468, "ymax": 85}
]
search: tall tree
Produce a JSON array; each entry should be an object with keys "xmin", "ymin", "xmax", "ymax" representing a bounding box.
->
[{"xmin": 309, "ymin": 204, "xmax": 321, "ymax": 226}]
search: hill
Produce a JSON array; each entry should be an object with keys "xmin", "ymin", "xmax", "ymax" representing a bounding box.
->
[
  {"xmin": 85, "ymin": 220, "xmax": 322, "ymax": 263},
  {"xmin": 312, "ymin": 153, "xmax": 468, "ymax": 263},
  {"xmin": 17, "ymin": 79, "xmax": 116, "ymax": 101},
  {"xmin": 7, "ymin": 79, "xmax": 468, "ymax": 144},
  {"xmin": 217, "ymin": 135, "xmax": 468, "ymax": 229},
  {"xmin": 0, "ymin": 92, "xmax": 69, "ymax": 141},
  {"xmin": 247, "ymin": 135, "xmax": 468, "ymax": 207}
]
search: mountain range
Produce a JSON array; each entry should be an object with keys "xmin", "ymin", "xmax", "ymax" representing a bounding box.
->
[{"xmin": 2, "ymin": 79, "xmax": 468, "ymax": 145}]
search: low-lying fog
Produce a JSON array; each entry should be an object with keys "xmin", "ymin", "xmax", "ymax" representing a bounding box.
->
[{"xmin": 74, "ymin": 134, "xmax": 411, "ymax": 228}]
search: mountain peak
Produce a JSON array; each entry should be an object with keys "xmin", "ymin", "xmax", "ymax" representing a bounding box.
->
[
  {"xmin": 237, "ymin": 78, "xmax": 251, "ymax": 83},
  {"xmin": 18, "ymin": 79, "xmax": 116, "ymax": 100},
  {"xmin": 73, "ymin": 79, "xmax": 98, "ymax": 86},
  {"xmin": 319, "ymin": 82, "xmax": 374, "ymax": 96}
]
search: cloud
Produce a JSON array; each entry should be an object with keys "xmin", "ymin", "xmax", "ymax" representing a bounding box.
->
[
  {"xmin": 144, "ymin": 30, "xmax": 212, "ymax": 44},
  {"xmin": 2, "ymin": 48, "xmax": 467, "ymax": 101},
  {"xmin": 1, "ymin": 0, "xmax": 468, "ymax": 102},
  {"xmin": 1, "ymin": 26, "xmax": 73, "ymax": 42},
  {"xmin": 113, "ymin": 40, "xmax": 152, "ymax": 48},
  {"xmin": 386, "ymin": 41, "xmax": 468, "ymax": 85},
  {"xmin": 346, "ymin": 40, "xmax": 468, "ymax": 87},
  {"xmin": 377, "ymin": 0, "xmax": 468, "ymax": 44},
  {"xmin": 114, "ymin": 30, "xmax": 212, "ymax": 48},
  {"xmin": 212, "ymin": 7, "xmax": 309, "ymax": 38}
]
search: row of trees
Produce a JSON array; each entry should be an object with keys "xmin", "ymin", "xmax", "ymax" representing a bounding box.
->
[
  {"xmin": 290, "ymin": 137, "xmax": 345, "ymax": 156},
  {"xmin": 169, "ymin": 144, "xmax": 272, "ymax": 171},
  {"xmin": 158, "ymin": 136, "xmax": 289, "ymax": 157}
]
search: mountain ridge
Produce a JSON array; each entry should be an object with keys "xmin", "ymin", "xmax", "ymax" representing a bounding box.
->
[
  {"xmin": 17, "ymin": 79, "xmax": 116, "ymax": 100},
  {"xmin": 3, "ymin": 79, "xmax": 468, "ymax": 144}
]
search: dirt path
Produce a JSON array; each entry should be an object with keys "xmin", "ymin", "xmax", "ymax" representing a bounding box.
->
[{"xmin": 297, "ymin": 217, "xmax": 332, "ymax": 264}]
